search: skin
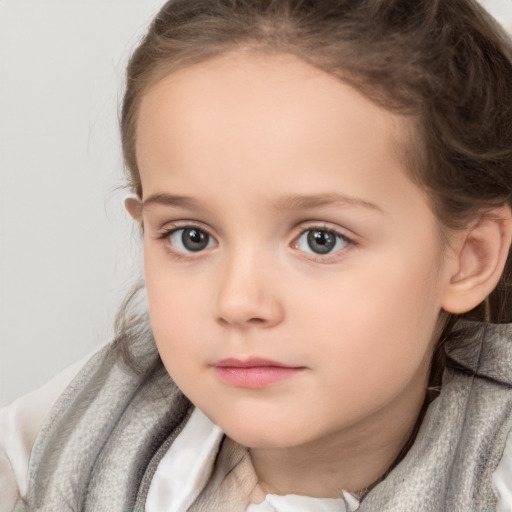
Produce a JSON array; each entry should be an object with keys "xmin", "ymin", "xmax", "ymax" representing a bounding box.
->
[{"xmin": 133, "ymin": 52, "xmax": 462, "ymax": 498}]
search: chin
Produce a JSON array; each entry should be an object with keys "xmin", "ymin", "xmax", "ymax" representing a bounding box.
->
[{"xmin": 220, "ymin": 419, "xmax": 313, "ymax": 449}]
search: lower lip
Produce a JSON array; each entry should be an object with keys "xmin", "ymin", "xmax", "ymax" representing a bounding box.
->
[{"xmin": 213, "ymin": 366, "xmax": 304, "ymax": 388}]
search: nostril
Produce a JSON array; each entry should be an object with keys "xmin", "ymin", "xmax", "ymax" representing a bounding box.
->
[
  {"xmin": 248, "ymin": 317, "xmax": 266, "ymax": 325},
  {"xmin": 217, "ymin": 315, "xmax": 266, "ymax": 327}
]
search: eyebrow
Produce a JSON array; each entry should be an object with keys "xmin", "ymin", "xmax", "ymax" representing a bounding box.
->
[
  {"xmin": 142, "ymin": 193, "xmax": 201, "ymax": 211},
  {"xmin": 273, "ymin": 193, "xmax": 383, "ymax": 213},
  {"xmin": 141, "ymin": 192, "xmax": 383, "ymax": 213}
]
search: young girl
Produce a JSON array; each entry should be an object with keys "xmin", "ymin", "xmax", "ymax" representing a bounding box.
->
[{"xmin": 1, "ymin": 0, "xmax": 512, "ymax": 510}]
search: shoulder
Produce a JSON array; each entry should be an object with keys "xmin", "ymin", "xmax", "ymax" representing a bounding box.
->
[
  {"xmin": 0, "ymin": 350, "xmax": 100, "ymax": 511},
  {"xmin": 494, "ymin": 425, "xmax": 512, "ymax": 511}
]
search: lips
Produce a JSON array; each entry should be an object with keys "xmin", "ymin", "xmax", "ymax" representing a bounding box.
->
[{"xmin": 211, "ymin": 358, "xmax": 305, "ymax": 388}]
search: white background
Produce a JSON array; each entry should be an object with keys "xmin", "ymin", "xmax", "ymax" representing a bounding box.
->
[
  {"xmin": 1, "ymin": 0, "xmax": 511, "ymax": 406},
  {"xmin": 0, "ymin": 0, "xmax": 165, "ymax": 406}
]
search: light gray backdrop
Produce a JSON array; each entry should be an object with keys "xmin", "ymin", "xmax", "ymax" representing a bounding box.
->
[
  {"xmin": 1, "ymin": 0, "xmax": 511, "ymax": 406},
  {"xmin": 0, "ymin": 0, "xmax": 165, "ymax": 406}
]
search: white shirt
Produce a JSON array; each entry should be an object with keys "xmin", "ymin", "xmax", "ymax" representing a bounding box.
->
[{"xmin": 1, "ymin": 357, "xmax": 511, "ymax": 512}]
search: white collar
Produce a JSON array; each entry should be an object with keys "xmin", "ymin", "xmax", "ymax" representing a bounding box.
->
[{"xmin": 146, "ymin": 408, "xmax": 223, "ymax": 512}]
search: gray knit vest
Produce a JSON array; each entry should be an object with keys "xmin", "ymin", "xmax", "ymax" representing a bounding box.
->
[{"xmin": 15, "ymin": 322, "xmax": 512, "ymax": 511}]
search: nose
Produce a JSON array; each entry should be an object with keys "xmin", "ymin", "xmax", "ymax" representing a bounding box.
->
[{"xmin": 215, "ymin": 251, "xmax": 284, "ymax": 329}]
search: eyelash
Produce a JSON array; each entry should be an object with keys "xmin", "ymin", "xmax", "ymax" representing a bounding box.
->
[
  {"xmin": 292, "ymin": 224, "xmax": 354, "ymax": 262},
  {"xmin": 156, "ymin": 222, "xmax": 355, "ymax": 261},
  {"xmin": 156, "ymin": 223, "xmax": 216, "ymax": 259}
]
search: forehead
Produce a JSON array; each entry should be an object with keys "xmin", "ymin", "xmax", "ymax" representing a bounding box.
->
[{"xmin": 135, "ymin": 51, "xmax": 421, "ymax": 215}]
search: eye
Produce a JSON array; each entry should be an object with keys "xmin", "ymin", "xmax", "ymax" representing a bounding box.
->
[
  {"xmin": 295, "ymin": 229, "xmax": 350, "ymax": 255},
  {"xmin": 168, "ymin": 227, "xmax": 216, "ymax": 253}
]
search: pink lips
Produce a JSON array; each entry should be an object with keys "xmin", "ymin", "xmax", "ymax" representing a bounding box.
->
[{"xmin": 212, "ymin": 358, "xmax": 304, "ymax": 389}]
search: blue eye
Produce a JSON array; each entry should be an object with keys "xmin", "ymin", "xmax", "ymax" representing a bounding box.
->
[
  {"xmin": 168, "ymin": 227, "xmax": 215, "ymax": 253},
  {"xmin": 296, "ymin": 229, "xmax": 349, "ymax": 255}
]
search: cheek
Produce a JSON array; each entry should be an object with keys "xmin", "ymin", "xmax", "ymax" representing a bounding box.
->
[
  {"xmin": 294, "ymin": 250, "xmax": 442, "ymax": 400},
  {"xmin": 144, "ymin": 252, "xmax": 208, "ymax": 364}
]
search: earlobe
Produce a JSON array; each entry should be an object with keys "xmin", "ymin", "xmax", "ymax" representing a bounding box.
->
[
  {"xmin": 124, "ymin": 194, "xmax": 143, "ymax": 222},
  {"xmin": 441, "ymin": 207, "xmax": 512, "ymax": 314}
]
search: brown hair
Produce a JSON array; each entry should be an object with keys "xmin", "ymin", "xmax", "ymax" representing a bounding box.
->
[{"xmin": 116, "ymin": 0, "xmax": 512, "ymax": 379}]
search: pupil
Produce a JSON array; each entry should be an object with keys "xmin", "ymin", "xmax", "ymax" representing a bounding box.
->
[
  {"xmin": 307, "ymin": 230, "xmax": 335, "ymax": 254},
  {"xmin": 182, "ymin": 228, "xmax": 208, "ymax": 251}
]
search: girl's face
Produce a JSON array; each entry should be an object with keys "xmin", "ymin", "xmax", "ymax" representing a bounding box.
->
[{"xmin": 135, "ymin": 52, "xmax": 455, "ymax": 449}]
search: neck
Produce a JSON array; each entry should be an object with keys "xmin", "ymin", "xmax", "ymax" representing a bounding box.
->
[{"xmin": 249, "ymin": 374, "xmax": 429, "ymax": 498}]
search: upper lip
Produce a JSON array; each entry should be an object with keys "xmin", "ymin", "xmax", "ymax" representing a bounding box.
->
[{"xmin": 212, "ymin": 358, "xmax": 301, "ymax": 368}]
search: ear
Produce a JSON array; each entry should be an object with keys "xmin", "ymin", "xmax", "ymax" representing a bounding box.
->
[
  {"xmin": 124, "ymin": 194, "xmax": 142, "ymax": 222},
  {"xmin": 441, "ymin": 207, "xmax": 512, "ymax": 314}
]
